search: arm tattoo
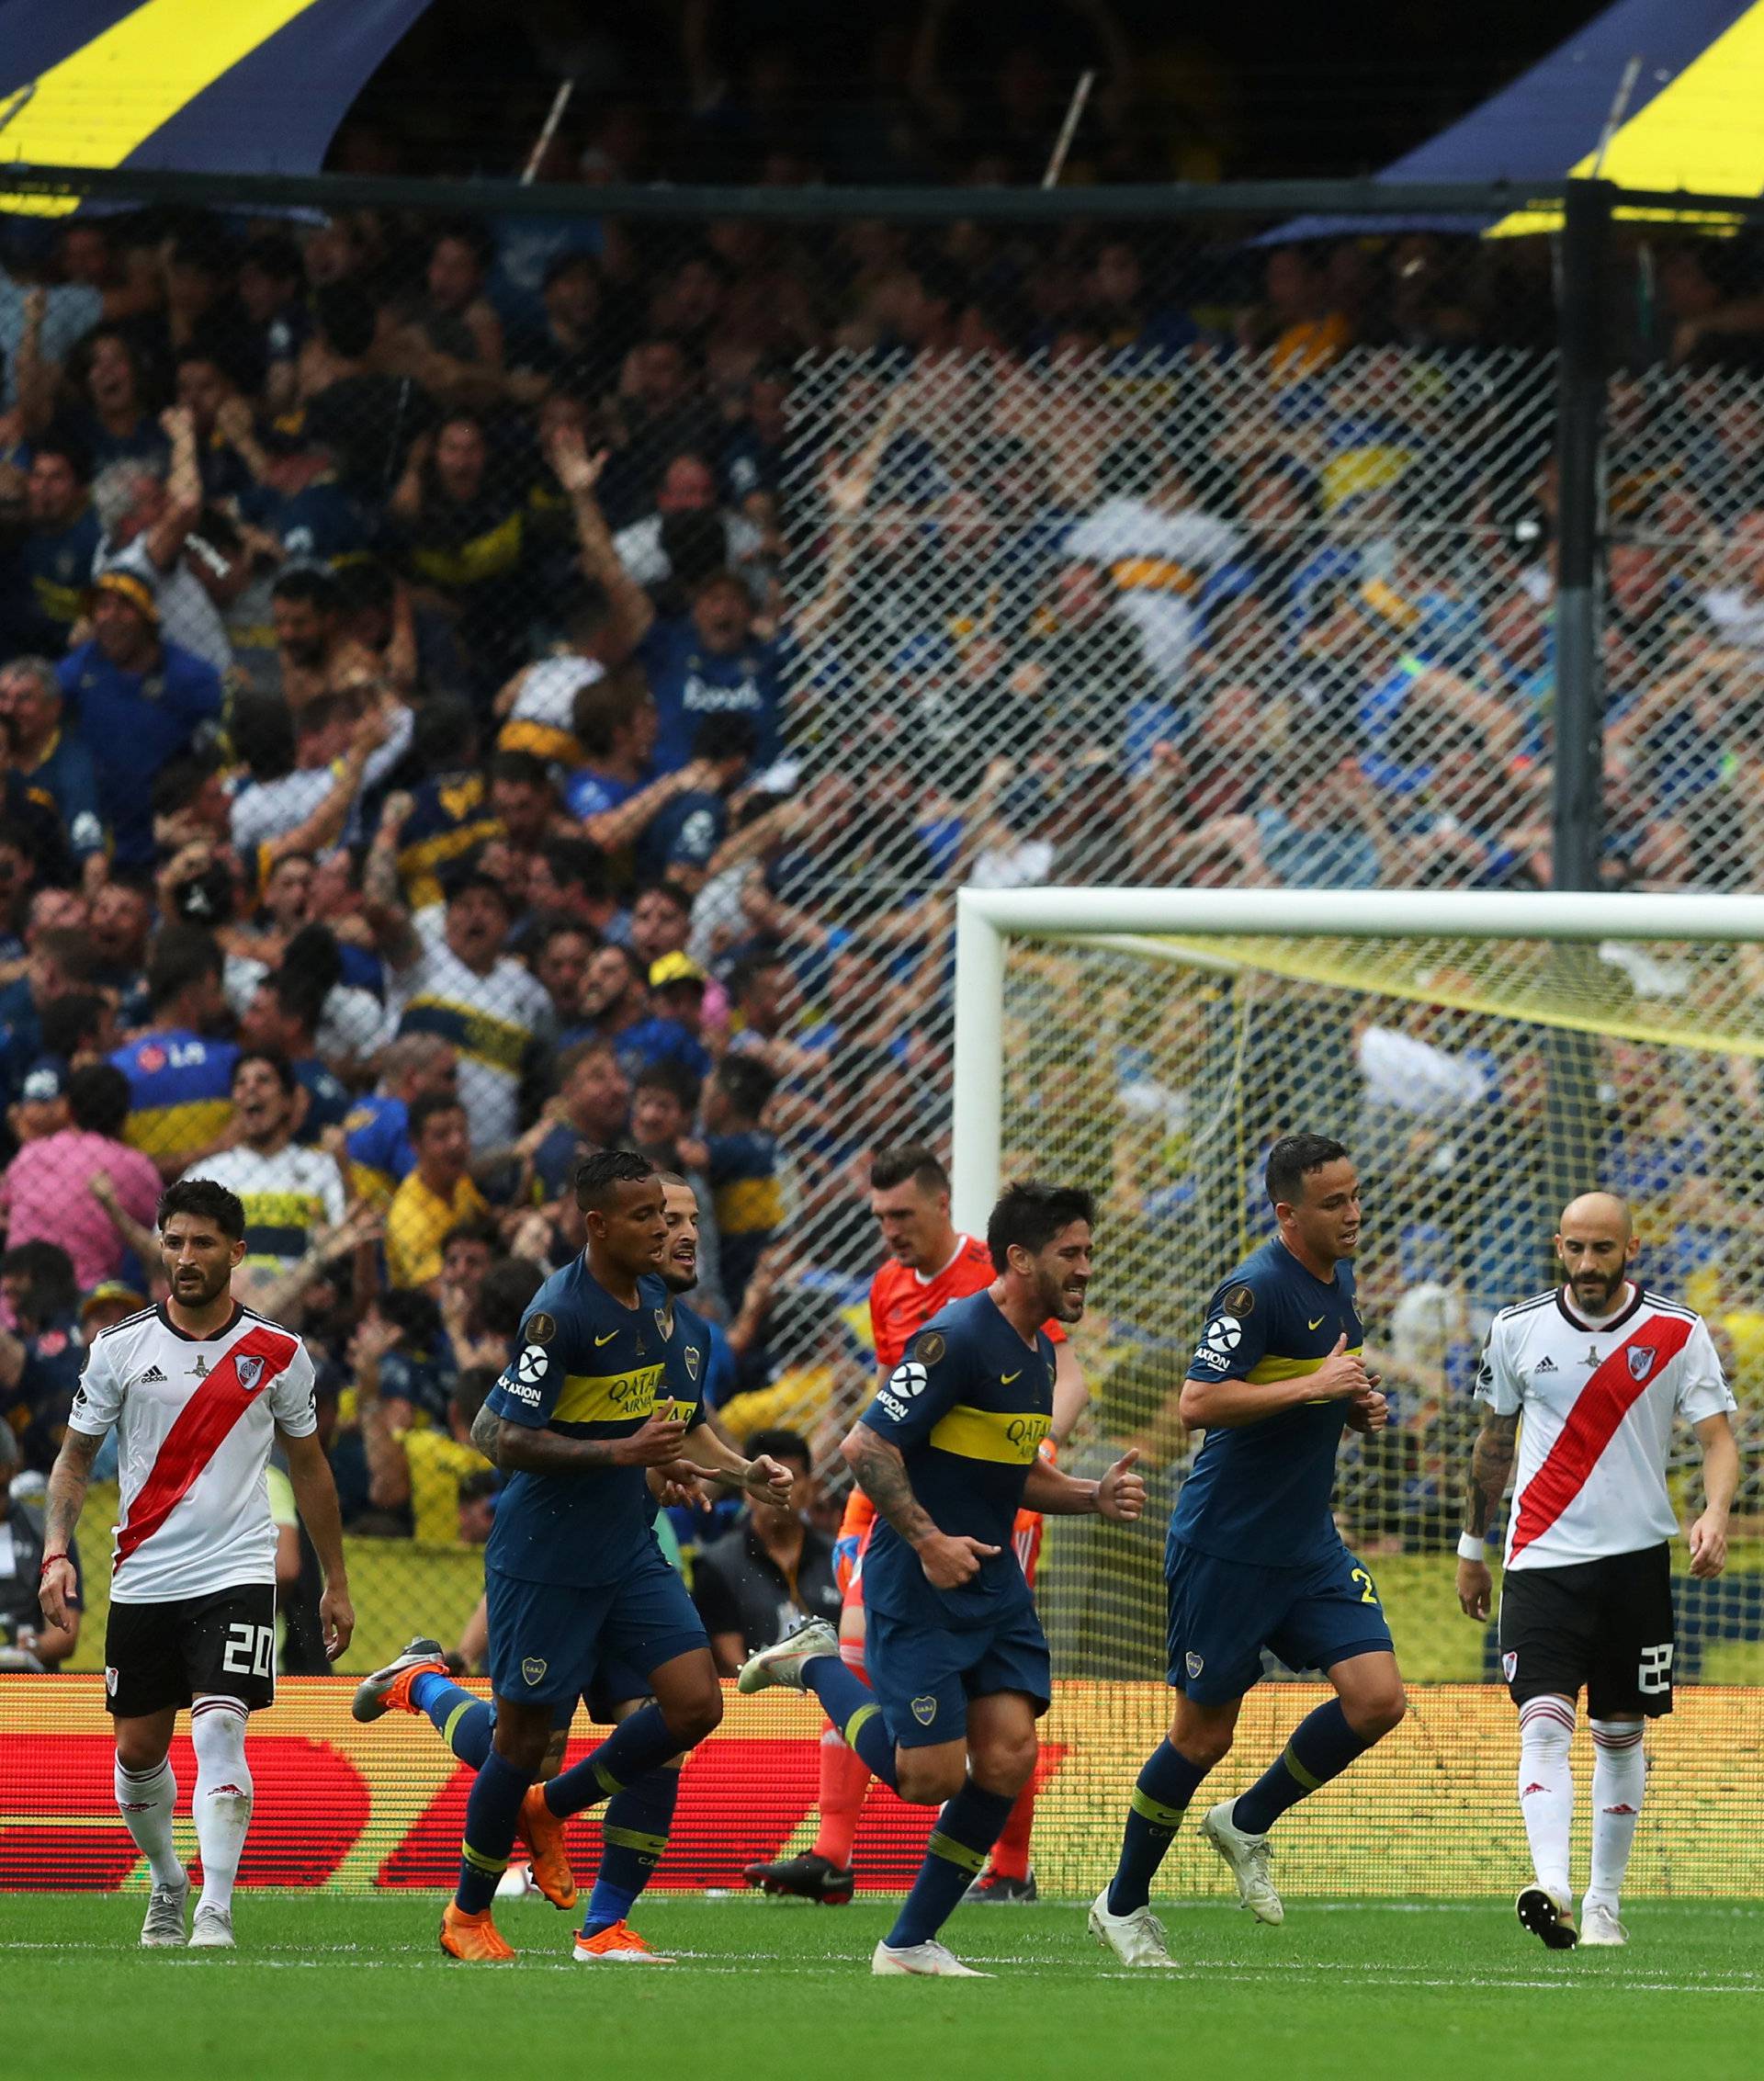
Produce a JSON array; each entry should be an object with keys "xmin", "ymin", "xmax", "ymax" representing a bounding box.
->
[
  {"xmin": 1464, "ymin": 1412, "xmax": 1520, "ymax": 1538},
  {"xmin": 44, "ymin": 1430, "xmax": 102, "ymax": 1551},
  {"xmin": 490, "ymin": 1420, "xmax": 621, "ymax": 1476},
  {"xmin": 469, "ymin": 1402, "xmax": 503, "ymax": 1465},
  {"xmin": 846, "ymin": 1429, "xmax": 938, "ymax": 1547}
]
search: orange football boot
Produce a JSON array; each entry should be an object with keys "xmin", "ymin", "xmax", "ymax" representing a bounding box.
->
[
  {"xmin": 571, "ymin": 1919, "xmax": 674, "ymax": 1963},
  {"xmin": 439, "ymin": 1903, "xmax": 516, "ymax": 1962},
  {"xmin": 517, "ymin": 1784, "xmax": 579, "ymax": 1910}
]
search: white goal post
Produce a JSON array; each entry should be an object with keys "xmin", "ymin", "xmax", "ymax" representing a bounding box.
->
[{"xmin": 949, "ymin": 886, "xmax": 1764, "ymax": 1232}]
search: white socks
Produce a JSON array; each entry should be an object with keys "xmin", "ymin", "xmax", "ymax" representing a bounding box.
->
[
  {"xmin": 1517, "ymin": 1694, "xmax": 1576, "ymax": 1900},
  {"xmin": 114, "ymin": 1755, "xmax": 183, "ymax": 1889},
  {"xmin": 1587, "ymin": 1719, "xmax": 1646, "ymax": 1914},
  {"xmin": 190, "ymin": 1696, "xmax": 254, "ymax": 1913}
]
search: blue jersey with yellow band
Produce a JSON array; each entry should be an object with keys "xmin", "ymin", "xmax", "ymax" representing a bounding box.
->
[
  {"xmin": 857, "ymin": 1290, "xmax": 1055, "ymax": 1631},
  {"xmin": 483, "ymin": 1255, "xmax": 706, "ymax": 1588},
  {"xmin": 1169, "ymin": 1237, "xmax": 1363, "ymax": 1568},
  {"xmin": 109, "ymin": 1028, "xmax": 240, "ymax": 1170},
  {"xmin": 343, "ymin": 1093, "xmax": 414, "ymax": 1205},
  {"xmin": 393, "ymin": 769, "xmax": 503, "ymax": 911}
]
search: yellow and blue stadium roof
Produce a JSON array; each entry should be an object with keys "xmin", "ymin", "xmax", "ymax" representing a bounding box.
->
[
  {"xmin": 0, "ymin": 0, "xmax": 432, "ymax": 217},
  {"xmin": 1273, "ymin": 0, "xmax": 1764, "ymax": 240}
]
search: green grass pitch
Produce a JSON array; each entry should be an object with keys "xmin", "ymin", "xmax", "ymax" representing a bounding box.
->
[{"xmin": 4, "ymin": 1893, "xmax": 1759, "ymax": 2081}]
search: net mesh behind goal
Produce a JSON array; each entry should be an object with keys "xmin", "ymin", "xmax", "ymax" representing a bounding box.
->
[{"xmin": 1001, "ymin": 925, "xmax": 1764, "ymax": 1897}]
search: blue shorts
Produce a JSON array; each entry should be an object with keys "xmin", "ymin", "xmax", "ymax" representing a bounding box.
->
[
  {"xmin": 529, "ymin": 1663, "xmax": 651, "ymax": 1738},
  {"xmin": 1165, "ymin": 1537, "xmax": 1394, "ymax": 1705},
  {"xmin": 865, "ymin": 1603, "xmax": 1051, "ymax": 1750},
  {"xmin": 486, "ymin": 1553, "xmax": 707, "ymax": 1708}
]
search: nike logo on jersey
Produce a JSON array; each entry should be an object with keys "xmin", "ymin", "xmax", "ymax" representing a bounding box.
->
[
  {"xmin": 1308, "ymin": 1317, "xmax": 1326, "ymax": 1330},
  {"xmin": 1001, "ymin": 1370, "xmax": 1022, "ymax": 1385},
  {"xmin": 594, "ymin": 1332, "xmax": 619, "ymax": 1347}
]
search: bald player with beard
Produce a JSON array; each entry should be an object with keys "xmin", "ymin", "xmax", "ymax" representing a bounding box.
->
[{"xmin": 1460, "ymin": 1190, "xmax": 1738, "ymax": 1952}]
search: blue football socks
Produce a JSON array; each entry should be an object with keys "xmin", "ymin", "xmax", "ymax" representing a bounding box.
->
[
  {"xmin": 885, "ymin": 1781, "xmax": 1016, "ymax": 1951},
  {"xmin": 455, "ymin": 1748, "xmax": 533, "ymax": 1914},
  {"xmin": 799, "ymin": 1657, "xmax": 898, "ymax": 1790},
  {"xmin": 1232, "ymin": 1700, "xmax": 1374, "ymax": 1835},
  {"xmin": 582, "ymin": 1766, "xmax": 681, "ymax": 1936},
  {"xmin": 412, "ymin": 1672, "xmax": 495, "ymax": 1770},
  {"xmin": 543, "ymin": 1702, "xmax": 679, "ymax": 1818},
  {"xmin": 1108, "ymin": 1740, "xmax": 1212, "ymax": 1915}
]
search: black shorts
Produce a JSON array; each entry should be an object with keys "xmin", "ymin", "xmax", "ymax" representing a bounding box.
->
[
  {"xmin": 104, "ymin": 1584, "xmax": 277, "ymax": 1719},
  {"xmin": 1497, "ymin": 1544, "xmax": 1675, "ymax": 1719}
]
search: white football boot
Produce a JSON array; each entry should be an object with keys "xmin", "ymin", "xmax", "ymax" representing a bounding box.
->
[
  {"xmin": 140, "ymin": 1873, "xmax": 190, "ymax": 1948},
  {"xmin": 1199, "ymin": 1801, "xmax": 1284, "ymax": 1926},
  {"xmin": 1089, "ymin": 1888, "xmax": 1178, "ymax": 1967},
  {"xmin": 871, "ymin": 1939, "xmax": 990, "ymax": 1977},
  {"xmin": 1515, "ymin": 1884, "xmax": 1579, "ymax": 1950},
  {"xmin": 737, "ymin": 1617, "xmax": 841, "ymax": 1695},
  {"xmin": 188, "ymin": 1903, "xmax": 235, "ymax": 1949},
  {"xmin": 1578, "ymin": 1902, "xmax": 1628, "ymax": 1948}
]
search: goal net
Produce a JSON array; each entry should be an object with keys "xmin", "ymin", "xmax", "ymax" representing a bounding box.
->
[{"xmin": 956, "ymin": 888, "xmax": 1764, "ymax": 1899}]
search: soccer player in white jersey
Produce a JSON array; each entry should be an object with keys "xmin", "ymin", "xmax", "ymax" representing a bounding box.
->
[
  {"xmin": 1457, "ymin": 1191, "xmax": 1738, "ymax": 1951},
  {"xmin": 38, "ymin": 1178, "xmax": 355, "ymax": 1951}
]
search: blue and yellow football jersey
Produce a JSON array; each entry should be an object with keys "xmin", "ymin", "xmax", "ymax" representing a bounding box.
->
[
  {"xmin": 344, "ymin": 1092, "xmax": 414, "ymax": 1205},
  {"xmin": 109, "ymin": 1028, "xmax": 239, "ymax": 1169},
  {"xmin": 1170, "ymin": 1236, "xmax": 1364, "ymax": 1567},
  {"xmin": 857, "ymin": 1289, "xmax": 1055, "ymax": 1630},
  {"xmin": 393, "ymin": 768, "xmax": 503, "ymax": 911},
  {"xmin": 483, "ymin": 1255, "xmax": 706, "ymax": 1588}
]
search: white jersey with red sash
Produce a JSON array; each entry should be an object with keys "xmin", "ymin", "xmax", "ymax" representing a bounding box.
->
[
  {"xmin": 66, "ymin": 1303, "xmax": 317, "ymax": 1601},
  {"xmin": 1476, "ymin": 1284, "xmax": 1734, "ymax": 1572}
]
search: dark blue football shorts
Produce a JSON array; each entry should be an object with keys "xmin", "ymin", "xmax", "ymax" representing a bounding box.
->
[
  {"xmin": 865, "ymin": 1602, "xmax": 1051, "ymax": 1749},
  {"xmin": 1164, "ymin": 1535, "xmax": 1395, "ymax": 1704},
  {"xmin": 486, "ymin": 1551, "xmax": 707, "ymax": 1708}
]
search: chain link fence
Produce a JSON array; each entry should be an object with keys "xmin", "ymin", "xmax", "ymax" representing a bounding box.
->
[{"xmin": 0, "ymin": 173, "xmax": 1759, "ymax": 1725}]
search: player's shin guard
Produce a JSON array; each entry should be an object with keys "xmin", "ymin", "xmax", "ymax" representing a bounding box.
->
[
  {"xmin": 1231, "ymin": 1700, "xmax": 1375, "ymax": 1835},
  {"xmin": 1515, "ymin": 1696, "xmax": 1577, "ymax": 1900},
  {"xmin": 582, "ymin": 1765, "xmax": 681, "ymax": 1935},
  {"xmin": 411, "ymin": 1671, "xmax": 496, "ymax": 1769},
  {"xmin": 457, "ymin": 1748, "xmax": 534, "ymax": 1913},
  {"xmin": 811, "ymin": 1726, "xmax": 873, "ymax": 1866},
  {"xmin": 114, "ymin": 1753, "xmax": 182, "ymax": 1888},
  {"xmin": 189, "ymin": 1697, "xmax": 253, "ymax": 1913},
  {"xmin": 886, "ymin": 1783, "xmax": 1016, "ymax": 1951},
  {"xmin": 1586, "ymin": 1720, "xmax": 1645, "ymax": 1913},
  {"xmin": 543, "ymin": 1702, "xmax": 679, "ymax": 1818},
  {"xmin": 1109, "ymin": 1741, "xmax": 1212, "ymax": 1915},
  {"xmin": 798, "ymin": 1658, "xmax": 898, "ymax": 1789}
]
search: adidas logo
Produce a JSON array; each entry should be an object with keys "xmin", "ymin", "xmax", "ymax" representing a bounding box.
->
[
  {"xmin": 1532, "ymin": 1356, "xmax": 1557, "ymax": 1374},
  {"xmin": 135, "ymin": 1364, "xmax": 168, "ymax": 1385}
]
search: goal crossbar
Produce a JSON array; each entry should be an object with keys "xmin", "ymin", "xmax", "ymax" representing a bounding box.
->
[{"xmin": 949, "ymin": 887, "xmax": 1764, "ymax": 1231}]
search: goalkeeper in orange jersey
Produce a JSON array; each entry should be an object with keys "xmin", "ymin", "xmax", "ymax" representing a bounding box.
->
[{"xmin": 741, "ymin": 1144, "xmax": 1087, "ymax": 1906}]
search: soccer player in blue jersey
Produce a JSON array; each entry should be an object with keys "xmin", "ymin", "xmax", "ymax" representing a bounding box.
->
[
  {"xmin": 740, "ymin": 1181, "xmax": 1147, "ymax": 1976},
  {"xmin": 414, "ymin": 1150, "xmax": 792, "ymax": 1962},
  {"xmin": 354, "ymin": 1171, "xmax": 731, "ymax": 1962},
  {"xmin": 1091, "ymin": 1133, "xmax": 1409, "ymax": 1967}
]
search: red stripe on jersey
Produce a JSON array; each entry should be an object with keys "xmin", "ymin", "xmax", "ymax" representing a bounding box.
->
[
  {"xmin": 1508, "ymin": 1316, "xmax": 1693, "ymax": 1562},
  {"xmin": 116, "ymin": 1326, "xmax": 298, "ymax": 1567}
]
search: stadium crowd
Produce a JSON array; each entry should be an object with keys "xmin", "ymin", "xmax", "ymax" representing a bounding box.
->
[{"xmin": 1, "ymin": 183, "xmax": 1763, "ymax": 1678}]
